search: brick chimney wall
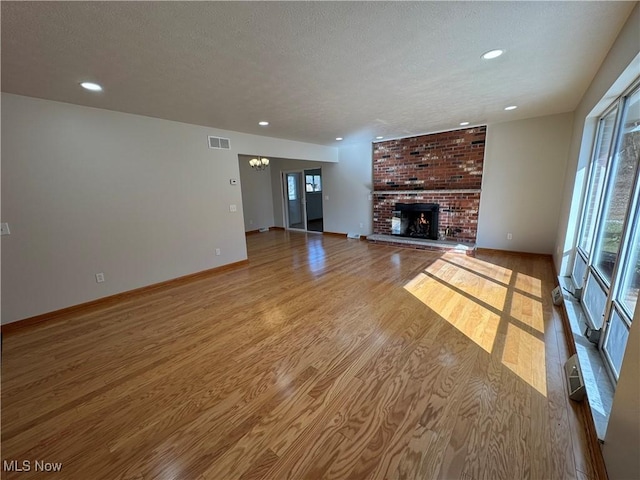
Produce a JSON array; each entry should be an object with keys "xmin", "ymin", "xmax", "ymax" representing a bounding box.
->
[{"xmin": 372, "ymin": 127, "xmax": 486, "ymax": 243}]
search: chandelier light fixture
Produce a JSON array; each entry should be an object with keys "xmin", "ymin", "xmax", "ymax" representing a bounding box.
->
[{"xmin": 249, "ymin": 156, "xmax": 270, "ymax": 171}]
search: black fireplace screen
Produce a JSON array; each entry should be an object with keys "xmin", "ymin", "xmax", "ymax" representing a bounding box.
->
[{"xmin": 391, "ymin": 203, "xmax": 439, "ymax": 240}]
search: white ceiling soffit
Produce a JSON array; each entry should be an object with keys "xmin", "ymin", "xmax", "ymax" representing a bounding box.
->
[{"xmin": 1, "ymin": 2, "xmax": 635, "ymax": 146}]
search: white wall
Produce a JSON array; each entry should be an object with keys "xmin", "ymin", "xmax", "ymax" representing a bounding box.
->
[
  {"xmin": 603, "ymin": 300, "xmax": 640, "ymax": 480},
  {"xmin": 554, "ymin": 4, "xmax": 640, "ymax": 275},
  {"xmin": 1, "ymin": 94, "xmax": 337, "ymax": 323},
  {"xmin": 324, "ymin": 143, "xmax": 373, "ymax": 235},
  {"xmin": 238, "ymin": 155, "xmax": 275, "ymax": 231},
  {"xmin": 477, "ymin": 112, "xmax": 574, "ymax": 254}
]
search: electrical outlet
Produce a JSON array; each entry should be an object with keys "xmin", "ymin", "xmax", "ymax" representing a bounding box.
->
[
  {"xmin": 229, "ymin": 204, "xmax": 237, "ymax": 212},
  {"xmin": 359, "ymin": 223, "xmax": 364, "ymax": 229},
  {"xmin": 95, "ymin": 273, "xmax": 105, "ymax": 283},
  {"xmin": 249, "ymin": 219, "xmax": 253, "ymax": 225},
  {"xmin": 0, "ymin": 223, "xmax": 10, "ymax": 236},
  {"xmin": 215, "ymin": 248, "xmax": 221, "ymax": 256},
  {"xmin": 507, "ymin": 233, "xmax": 513, "ymax": 240}
]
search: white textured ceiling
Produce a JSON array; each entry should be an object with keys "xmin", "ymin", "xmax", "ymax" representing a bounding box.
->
[{"xmin": 1, "ymin": 1, "xmax": 635, "ymax": 146}]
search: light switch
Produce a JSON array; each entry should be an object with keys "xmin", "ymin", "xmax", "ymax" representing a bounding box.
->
[
  {"xmin": 0, "ymin": 223, "xmax": 10, "ymax": 236},
  {"xmin": 229, "ymin": 204, "xmax": 237, "ymax": 212}
]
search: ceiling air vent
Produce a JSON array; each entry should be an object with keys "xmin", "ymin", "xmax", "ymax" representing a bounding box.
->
[{"xmin": 208, "ymin": 136, "xmax": 231, "ymax": 150}]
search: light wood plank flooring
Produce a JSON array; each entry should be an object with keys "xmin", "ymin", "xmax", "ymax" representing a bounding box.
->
[{"xmin": 1, "ymin": 230, "xmax": 604, "ymax": 479}]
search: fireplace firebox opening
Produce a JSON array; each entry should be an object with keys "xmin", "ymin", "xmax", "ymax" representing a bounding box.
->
[{"xmin": 391, "ymin": 203, "xmax": 439, "ymax": 240}]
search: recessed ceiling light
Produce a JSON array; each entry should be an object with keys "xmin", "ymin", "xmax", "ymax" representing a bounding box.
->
[
  {"xmin": 258, "ymin": 121, "xmax": 269, "ymax": 126},
  {"xmin": 504, "ymin": 105, "xmax": 518, "ymax": 111},
  {"xmin": 459, "ymin": 122, "xmax": 470, "ymax": 126},
  {"xmin": 482, "ymin": 49, "xmax": 504, "ymax": 60},
  {"xmin": 336, "ymin": 137, "xmax": 343, "ymax": 141},
  {"xmin": 376, "ymin": 136, "xmax": 384, "ymax": 140},
  {"xmin": 80, "ymin": 82, "xmax": 102, "ymax": 92}
]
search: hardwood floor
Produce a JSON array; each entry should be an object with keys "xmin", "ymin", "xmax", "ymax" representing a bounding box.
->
[{"xmin": 1, "ymin": 230, "xmax": 604, "ymax": 479}]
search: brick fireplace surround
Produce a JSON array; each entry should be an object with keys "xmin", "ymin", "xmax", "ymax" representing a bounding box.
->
[{"xmin": 372, "ymin": 127, "xmax": 486, "ymax": 245}]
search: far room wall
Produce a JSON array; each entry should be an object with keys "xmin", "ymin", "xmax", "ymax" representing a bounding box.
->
[
  {"xmin": 238, "ymin": 154, "xmax": 276, "ymax": 232},
  {"xmin": 325, "ymin": 143, "xmax": 374, "ymax": 235},
  {"xmin": 477, "ymin": 112, "xmax": 574, "ymax": 254}
]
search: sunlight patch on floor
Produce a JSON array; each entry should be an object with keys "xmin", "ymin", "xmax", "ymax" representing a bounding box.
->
[
  {"xmin": 425, "ymin": 259, "xmax": 508, "ymax": 311},
  {"xmin": 404, "ymin": 256, "xmax": 548, "ymax": 397},
  {"xmin": 515, "ymin": 272, "xmax": 542, "ymax": 298},
  {"xmin": 502, "ymin": 323, "xmax": 547, "ymax": 396},
  {"xmin": 509, "ymin": 291, "xmax": 545, "ymax": 333},
  {"xmin": 404, "ymin": 272, "xmax": 500, "ymax": 353},
  {"xmin": 443, "ymin": 254, "xmax": 513, "ymax": 285}
]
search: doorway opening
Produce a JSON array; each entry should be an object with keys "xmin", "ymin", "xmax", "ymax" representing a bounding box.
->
[{"xmin": 282, "ymin": 169, "xmax": 323, "ymax": 232}]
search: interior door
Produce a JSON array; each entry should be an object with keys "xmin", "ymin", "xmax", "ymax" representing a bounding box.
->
[{"xmin": 284, "ymin": 171, "xmax": 306, "ymax": 230}]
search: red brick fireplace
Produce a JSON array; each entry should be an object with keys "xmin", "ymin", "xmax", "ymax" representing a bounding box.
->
[{"xmin": 372, "ymin": 127, "xmax": 486, "ymax": 244}]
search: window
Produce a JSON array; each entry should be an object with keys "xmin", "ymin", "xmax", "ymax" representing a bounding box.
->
[
  {"xmin": 584, "ymin": 273, "xmax": 607, "ymax": 329},
  {"xmin": 603, "ymin": 309, "xmax": 630, "ymax": 378},
  {"xmin": 593, "ymin": 89, "xmax": 639, "ymax": 285},
  {"xmin": 571, "ymin": 253, "xmax": 587, "ymax": 288},
  {"xmin": 287, "ymin": 176, "xmax": 297, "ymax": 200},
  {"xmin": 571, "ymin": 81, "xmax": 639, "ymax": 383},
  {"xmin": 305, "ymin": 174, "xmax": 322, "ymax": 192},
  {"xmin": 613, "ymin": 88, "xmax": 640, "ymax": 317},
  {"xmin": 578, "ymin": 109, "xmax": 617, "ymax": 255},
  {"xmin": 618, "ymin": 220, "xmax": 639, "ymax": 317}
]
